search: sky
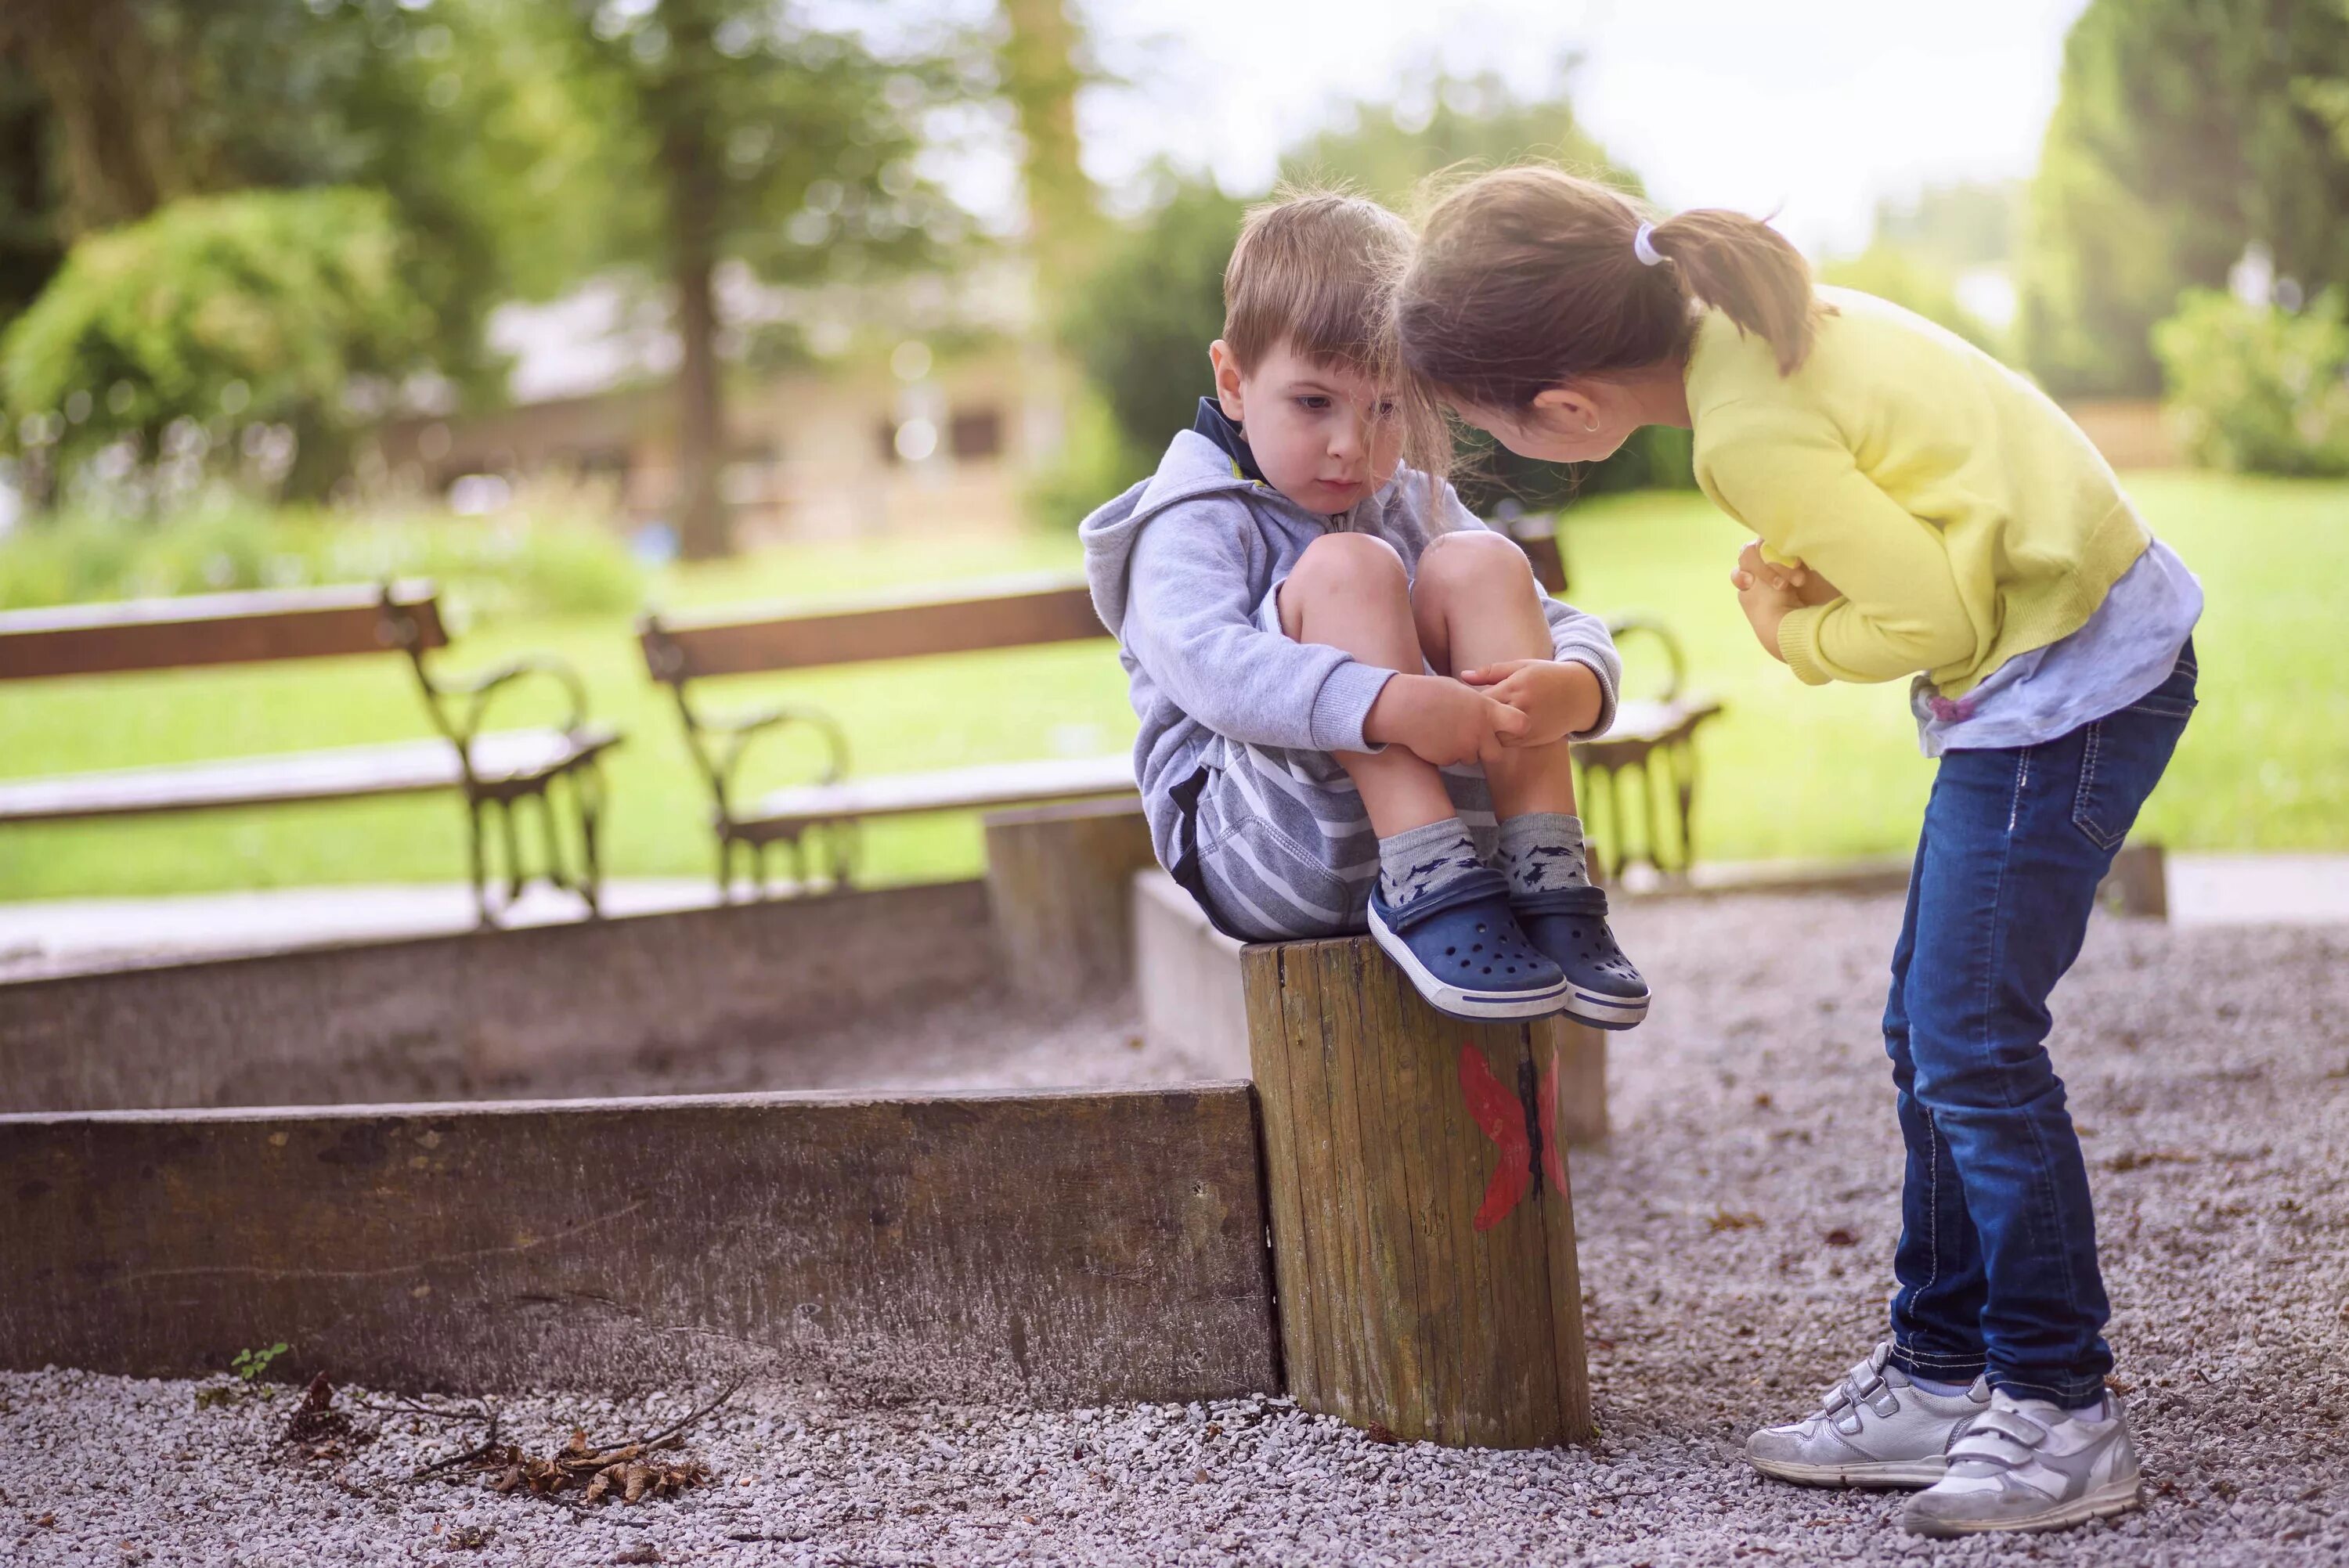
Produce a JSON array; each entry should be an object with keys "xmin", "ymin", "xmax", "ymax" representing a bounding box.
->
[{"xmin": 1066, "ymin": 0, "xmax": 2096, "ymax": 257}]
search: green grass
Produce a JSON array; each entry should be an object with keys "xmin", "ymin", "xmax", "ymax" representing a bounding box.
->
[{"xmin": 2, "ymin": 472, "xmax": 2341, "ymax": 900}]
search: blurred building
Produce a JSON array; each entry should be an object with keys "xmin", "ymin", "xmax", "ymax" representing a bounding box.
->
[{"xmin": 370, "ymin": 261, "xmax": 1075, "ymax": 546}]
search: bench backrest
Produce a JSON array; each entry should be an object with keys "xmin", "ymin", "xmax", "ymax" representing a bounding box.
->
[
  {"xmin": 0, "ymin": 581, "xmax": 447, "ymax": 683},
  {"xmin": 640, "ymin": 572, "xmax": 1106, "ymax": 683}
]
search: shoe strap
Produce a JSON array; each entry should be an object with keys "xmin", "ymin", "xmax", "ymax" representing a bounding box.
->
[
  {"xmin": 1513, "ymin": 884, "xmax": 1611, "ymax": 919},
  {"xmin": 1384, "ymin": 867, "xmax": 1515, "ymax": 932}
]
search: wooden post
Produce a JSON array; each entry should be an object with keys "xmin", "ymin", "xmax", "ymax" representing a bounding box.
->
[
  {"xmin": 2098, "ymin": 841, "xmax": 2167, "ymax": 920},
  {"xmin": 1243, "ymin": 935, "xmax": 1593, "ymax": 1449},
  {"xmin": 984, "ymin": 798, "xmax": 1156, "ymax": 999}
]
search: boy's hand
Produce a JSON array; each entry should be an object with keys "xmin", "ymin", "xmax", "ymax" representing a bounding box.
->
[
  {"xmin": 1364, "ymin": 672, "xmax": 1529, "ymax": 767},
  {"xmin": 1456, "ymin": 658, "xmax": 1602, "ymax": 747}
]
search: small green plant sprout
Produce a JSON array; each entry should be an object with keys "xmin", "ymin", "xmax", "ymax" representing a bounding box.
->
[{"xmin": 233, "ymin": 1342, "xmax": 290, "ymax": 1384}]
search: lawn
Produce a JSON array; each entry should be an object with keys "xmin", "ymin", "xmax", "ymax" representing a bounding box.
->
[{"xmin": 2, "ymin": 471, "xmax": 2340, "ymax": 901}]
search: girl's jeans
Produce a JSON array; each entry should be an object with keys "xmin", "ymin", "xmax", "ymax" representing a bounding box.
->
[{"xmin": 1884, "ymin": 639, "xmax": 2198, "ymax": 1407}]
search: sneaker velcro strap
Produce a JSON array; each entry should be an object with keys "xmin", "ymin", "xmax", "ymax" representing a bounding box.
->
[
  {"xmin": 1512, "ymin": 883, "xmax": 1611, "ymax": 919},
  {"xmin": 1384, "ymin": 867, "xmax": 1515, "ymax": 932}
]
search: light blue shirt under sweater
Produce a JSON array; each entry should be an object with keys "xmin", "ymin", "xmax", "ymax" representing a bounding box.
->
[
  {"xmin": 1081, "ymin": 430, "xmax": 1623, "ymax": 878},
  {"xmin": 1914, "ymin": 538, "xmax": 2203, "ymax": 756}
]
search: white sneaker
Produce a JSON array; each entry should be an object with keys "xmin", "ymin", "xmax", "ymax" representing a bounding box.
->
[
  {"xmin": 1746, "ymin": 1343, "xmax": 1993, "ymax": 1489},
  {"xmin": 1901, "ymin": 1389, "xmax": 2144, "ymax": 1537}
]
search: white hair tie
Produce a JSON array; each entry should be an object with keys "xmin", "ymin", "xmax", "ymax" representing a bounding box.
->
[{"xmin": 1633, "ymin": 222, "xmax": 1665, "ymax": 266}]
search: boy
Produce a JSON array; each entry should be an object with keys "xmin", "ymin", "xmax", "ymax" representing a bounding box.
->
[{"xmin": 1080, "ymin": 189, "xmax": 1648, "ymax": 1027}]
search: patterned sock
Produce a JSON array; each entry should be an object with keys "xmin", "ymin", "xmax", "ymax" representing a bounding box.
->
[
  {"xmin": 1496, "ymin": 813, "xmax": 1591, "ymax": 896},
  {"xmin": 1377, "ymin": 817, "xmax": 1486, "ymax": 910}
]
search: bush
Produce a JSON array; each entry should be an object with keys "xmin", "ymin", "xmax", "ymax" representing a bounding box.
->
[
  {"xmin": 1819, "ymin": 245, "xmax": 2004, "ymax": 359},
  {"xmin": 0, "ymin": 189, "xmax": 439, "ymax": 500},
  {"xmin": 2153, "ymin": 290, "xmax": 2349, "ymax": 477},
  {"xmin": 0, "ymin": 487, "xmax": 645, "ymax": 624}
]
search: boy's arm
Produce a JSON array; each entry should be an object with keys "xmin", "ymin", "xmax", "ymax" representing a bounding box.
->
[
  {"xmin": 1438, "ymin": 487, "xmax": 1622, "ymax": 739},
  {"xmin": 1122, "ymin": 506, "xmax": 1395, "ymax": 752},
  {"xmin": 1702, "ymin": 407, "xmax": 1983, "ymax": 685}
]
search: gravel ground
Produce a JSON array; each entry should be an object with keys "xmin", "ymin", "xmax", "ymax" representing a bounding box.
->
[{"xmin": 4, "ymin": 892, "xmax": 2345, "ymax": 1566}]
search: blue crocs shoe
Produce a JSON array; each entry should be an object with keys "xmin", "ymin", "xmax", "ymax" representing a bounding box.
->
[
  {"xmin": 1511, "ymin": 884, "xmax": 1651, "ymax": 1031},
  {"xmin": 1367, "ymin": 867, "xmax": 1570, "ymax": 1022}
]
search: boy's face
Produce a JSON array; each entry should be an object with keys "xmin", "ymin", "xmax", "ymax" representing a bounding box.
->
[{"xmin": 1209, "ymin": 337, "xmax": 1402, "ymax": 515}]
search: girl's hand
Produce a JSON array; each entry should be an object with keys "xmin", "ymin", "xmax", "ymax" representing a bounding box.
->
[
  {"xmin": 1733, "ymin": 541, "xmax": 1840, "ymax": 605},
  {"xmin": 1457, "ymin": 658, "xmax": 1603, "ymax": 748},
  {"xmin": 1364, "ymin": 673, "xmax": 1529, "ymax": 767},
  {"xmin": 1734, "ymin": 568, "xmax": 1804, "ymax": 663}
]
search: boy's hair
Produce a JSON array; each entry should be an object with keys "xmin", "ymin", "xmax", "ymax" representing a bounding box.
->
[
  {"xmin": 1222, "ymin": 186, "xmax": 1413, "ymax": 373},
  {"xmin": 1395, "ymin": 164, "xmax": 1825, "ymax": 429}
]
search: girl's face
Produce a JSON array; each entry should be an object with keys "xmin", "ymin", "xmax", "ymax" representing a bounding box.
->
[{"xmin": 1456, "ymin": 385, "xmax": 1636, "ymax": 465}]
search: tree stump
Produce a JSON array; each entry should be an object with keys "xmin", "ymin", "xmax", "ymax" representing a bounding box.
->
[
  {"xmin": 983, "ymin": 798, "xmax": 1157, "ymax": 999},
  {"xmin": 1243, "ymin": 935, "xmax": 1593, "ymax": 1448}
]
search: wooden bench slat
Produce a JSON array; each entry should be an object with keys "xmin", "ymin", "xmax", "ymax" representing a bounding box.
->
[
  {"xmin": 0, "ymin": 727, "xmax": 617, "ymax": 824},
  {"xmin": 1596, "ymin": 695, "xmax": 1723, "ymax": 748},
  {"xmin": 749, "ymin": 754, "xmax": 1135, "ymax": 830},
  {"xmin": 644, "ymin": 574, "xmax": 1105, "ymax": 679},
  {"xmin": 0, "ymin": 581, "xmax": 448, "ymax": 681}
]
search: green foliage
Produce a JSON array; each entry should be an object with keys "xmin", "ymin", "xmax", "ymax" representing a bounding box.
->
[
  {"xmin": 1056, "ymin": 77, "xmax": 1679, "ymax": 516},
  {"xmin": 1056, "ymin": 175, "xmax": 1245, "ymax": 485},
  {"xmin": 0, "ymin": 189, "xmax": 438, "ymax": 496},
  {"xmin": 1870, "ymin": 182, "xmax": 2023, "ymax": 273},
  {"xmin": 1281, "ymin": 72, "xmax": 1634, "ymax": 211},
  {"xmin": 1819, "ymin": 245, "xmax": 2003, "ymax": 358},
  {"xmin": 2020, "ymin": 0, "xmax": 2349, "ymax": 397},
  {"xmin": 1022, "ymin": 381, "xmax": 1142, "ymax": 531},
  {"xmin": 233, "ymin": 1342, "xmax": 288, "ymax": 1383},
  {"xmin": 0, "ymin": 488, "xmax": 645, "ymax": 621},
  {"xmin": 2154, "ymin": 290, "xmax": 2349, "ymax": 477}
]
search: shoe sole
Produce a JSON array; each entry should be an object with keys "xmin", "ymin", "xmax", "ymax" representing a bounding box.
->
[
  {"xmin": 1369, "ymin": 904, "xmax": 1571, "ymax": 1022},
  {"xmin": 1903, "ymin": 1478, "xmax": 2145, "ymax": 1537},
  {"xmin": 1564, "ymin": 986, "xmax": 1650, "ymax": 1032},
  {"xmin": 1747, "ymin": 1454, "xmax": 1950, "ymax": 1491}
]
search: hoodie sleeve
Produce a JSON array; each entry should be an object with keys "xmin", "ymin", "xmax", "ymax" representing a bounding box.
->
[
  {"xmin": 1438, "ymin": 487, "xmax": 1622, "ymax": 741},
  {"xmin": 1121, "ymin": 500, "xmax": 1397, "ymax": 753}
]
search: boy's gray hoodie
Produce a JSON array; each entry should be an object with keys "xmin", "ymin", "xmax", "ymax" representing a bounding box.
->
[{"xmin": 1081, "ymin": 422, "xmax": 1622, "ymax": 876}]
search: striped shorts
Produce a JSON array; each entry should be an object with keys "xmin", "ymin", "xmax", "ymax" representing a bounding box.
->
[{"xmin": 1166, "ymin": 582, "xmax": 1496, "ymax": 943}]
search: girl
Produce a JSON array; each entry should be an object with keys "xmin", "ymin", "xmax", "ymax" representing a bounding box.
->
[{"xmin": 1393, "ymin": 167, "xmax": 2199, "ymax": 1539}]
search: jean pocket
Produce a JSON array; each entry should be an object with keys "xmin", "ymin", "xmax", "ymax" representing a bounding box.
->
[{"xmin": 2070, "ymin": 702, "xmax": 2192, "ymax": 852}]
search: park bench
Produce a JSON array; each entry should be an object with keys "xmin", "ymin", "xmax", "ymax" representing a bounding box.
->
[
  {"xmin": 636, "ymin": 522, "xmax": 1721, "ymax": 897},
  {"xmin": 638, "ymin": 573, "xmax": 1135, "ymax": 896},
  {"xmin": 0, "ymin": 581, "xmax": 619, "ymax": 925},
  {"xmin": 1575, "ymin": 615, "xmax": 1723, "ymax": 882}
]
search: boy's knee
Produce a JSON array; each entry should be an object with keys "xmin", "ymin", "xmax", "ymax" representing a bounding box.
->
[
  {"xmin": 1283, "ymin": 532, "xmax": 1409, "ymax": 618},
  {"xmin": 1415, "ymin": 528, "xmax": 1535, "ymax": 597}
]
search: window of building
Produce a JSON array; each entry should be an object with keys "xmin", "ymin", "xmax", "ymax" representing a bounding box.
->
[{"xmin": 949, "ymin": 407, "xmax": 1005, "ymax": 461}]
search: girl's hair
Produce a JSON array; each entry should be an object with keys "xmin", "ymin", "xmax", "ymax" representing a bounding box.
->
[{"xmin": 1393, "ymin": 165, "xmax": 1825, "ymax": 427}]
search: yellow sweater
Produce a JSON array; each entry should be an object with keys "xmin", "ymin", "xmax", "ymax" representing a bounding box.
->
[{"xmin": 1686, "ymin": 287, "xmax": 2149, "ymax": 695}]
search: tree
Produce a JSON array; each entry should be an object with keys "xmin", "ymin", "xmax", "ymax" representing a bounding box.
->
[
  {"xmin": 1, "ymin": 189, "xmax": 441, "ymax": 501},
  {"xmin": 2019, "ymin": 0, "xmax": 2349, "ymax": 396},
  {"xmin": 998, "ymin": 0, "xmax": 1101, "ymax": 288},
  {"xmin": 559, "ymin": 0, "xmax": 964, "ymax": 557}
]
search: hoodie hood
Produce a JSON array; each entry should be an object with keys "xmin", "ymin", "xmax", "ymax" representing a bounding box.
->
[{"xmin": 1081, "ymin": 426, "xmax": 1273, "ymax": 638}]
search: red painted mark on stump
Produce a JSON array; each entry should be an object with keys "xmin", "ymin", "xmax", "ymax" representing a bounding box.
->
[{"xmin": 1459, "ymin": 1044, "xmax": 1570, "ymax": 1231}]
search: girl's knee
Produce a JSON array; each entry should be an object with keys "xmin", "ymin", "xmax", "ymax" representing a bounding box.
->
[{"xmin": 1413, "ymin": 528, "xmax": 1535, "ymax": 602}]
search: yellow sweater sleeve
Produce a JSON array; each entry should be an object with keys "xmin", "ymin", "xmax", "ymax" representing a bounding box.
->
[{"xmin": 1699, "ymin": 403, "xmax": 1984, "ymax": 687}]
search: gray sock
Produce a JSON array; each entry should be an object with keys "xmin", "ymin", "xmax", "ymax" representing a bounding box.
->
[
  {"xmin": 1377, "ymin": 818, "xmax": 1486, "ymax": 910},
  {"xmin": 1497, "ymin": 813, "xmax": 1591, "ymax": 896}
]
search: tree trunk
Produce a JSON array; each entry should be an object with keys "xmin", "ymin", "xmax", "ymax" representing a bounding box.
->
[
  {"xmin": 2, "ymin": 0, "xmax": 185, "ymax": 238},
  {"xmin": 662, "ymin": 118, "xmax": 729, "ymax": 560}
]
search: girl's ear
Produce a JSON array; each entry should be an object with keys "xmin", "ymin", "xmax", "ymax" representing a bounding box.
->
[
  {"xmin": 1209, "ymin": 340, "xmax": 1247, "ymax": 423},
  {"xmin": 1528, "ymin": 384, "xmax": 1597, "ymax": 434}
]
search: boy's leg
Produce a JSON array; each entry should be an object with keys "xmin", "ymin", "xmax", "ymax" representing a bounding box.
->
[
  {"xmin": 1411, "ymin": 530, "xmax": 1645, "ymax": 1028},
  {"xmin": 1277, "ymin": 532, "xmax": 1456, "ymax": 835},
  {"xmin": 1278, "ymin": 532, "xmax": 1566, "ymax": 1022},
  {"xmin": 1410, "ymin": 531, "xmax": 1576, "ymax": 819}
]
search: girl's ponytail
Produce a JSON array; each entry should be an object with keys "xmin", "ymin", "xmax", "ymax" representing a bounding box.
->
[
  {"xmin": 1395, "ymin": 166, "xmax": 1828, "ymax": 438},
  {"xmin": 1644, "ymin": 208, "xmax": 1820, "ymax": 375}
]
